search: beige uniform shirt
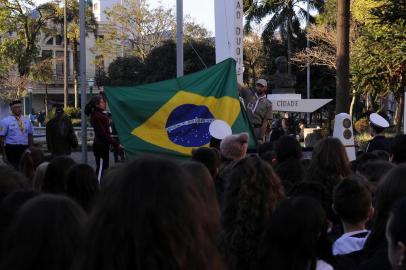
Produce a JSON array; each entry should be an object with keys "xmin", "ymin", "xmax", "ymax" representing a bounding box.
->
[{"xmin": 241, "ymin": 89, "xmax": 273, "ymax": 139}]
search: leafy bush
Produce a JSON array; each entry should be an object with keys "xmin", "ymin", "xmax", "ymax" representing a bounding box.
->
[
  {"xmin": 354, "ymin": 117, "xmax": 369, "ymax": 133},
  {"xmin": 64, "ymin": 107, "xmax": 81, "ymax": 118}
]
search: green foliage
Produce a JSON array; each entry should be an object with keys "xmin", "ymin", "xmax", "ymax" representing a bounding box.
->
[
  {"xmin": 46, "ymin": 106, "xmax": 80, "ymax": 121},
  {"xmin": 30, "ymin": 58, "xmax": 53, "ymax": 84},
  {"xmin": 0, "ymin": 0, "xmax": 59, "ymax": 76},
  {"xmin": 64, "ymin": 106, "xmax": 81, "ymax": 118},
  {"xmin": 105, "ymin": 39, "xmax": 215, "ymax": 85},
  {"xmin": 107, "ymin": 56, "xmax": 144, "ymax": 86}
]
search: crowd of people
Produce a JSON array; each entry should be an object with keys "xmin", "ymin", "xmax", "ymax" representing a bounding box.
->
[{"xmin": 1, "ymin": 121, "xmax": 406, "ymax": 270}]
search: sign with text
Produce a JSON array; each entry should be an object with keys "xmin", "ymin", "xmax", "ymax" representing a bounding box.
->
[
  {"xmin": 215, "ymin": 0, "xmax": 243, "ymax": 83},
  {"xmin": 267, "ymin": 96, "xmax": 332, "ymax": 113}
]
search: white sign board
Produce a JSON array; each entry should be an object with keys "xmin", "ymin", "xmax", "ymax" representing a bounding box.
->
[
  {"xmin": 267, "ymin": 96, "xmax": 332, "ymax": 113},
  {"xmin": 333, "ymin": 113, "xmax": 356, "ymax": 161},
  {"xmin": 215, "ymin": 0, "xmax": 243, "ymax": 83}
]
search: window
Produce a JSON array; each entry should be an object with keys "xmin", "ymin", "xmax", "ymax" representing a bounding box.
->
[
  {"xmin": 46, "ymin": 37, "xmax": 54, "ymax": 45},
  {"xmin": 55, "ymin": 35, "xmax": 62, "ymax": 45},
  {"xmin": 55, "ymin": 51, "xmax": 64, "ymax": 76},
  {"xmin": 41, "ymin": 50, "xmax": 53, "ymax": 59}
]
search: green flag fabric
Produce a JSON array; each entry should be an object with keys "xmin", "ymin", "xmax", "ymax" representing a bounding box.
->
[{"xmin": 105, "ymin": 58, "xmax": 256, "ymax": 158}]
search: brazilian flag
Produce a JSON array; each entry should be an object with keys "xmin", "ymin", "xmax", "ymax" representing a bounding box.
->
[{"xmin": 105, "ymin": 58, "xmax": 256, "ymax": 159}]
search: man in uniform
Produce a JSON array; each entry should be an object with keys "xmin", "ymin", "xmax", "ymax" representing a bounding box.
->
[
  {"xmin": 0, "ymin": 100, "xmax": 34, "ymax": 168},
  {"xmin": 239, "ymin": 79, "xmax": 273, "ymax": 144},
  {"xmin": 366, "ymin": 112, "xmax": 390, "ymax": 153}
]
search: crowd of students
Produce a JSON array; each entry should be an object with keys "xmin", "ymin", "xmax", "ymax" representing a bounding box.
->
[{"xmin": 1, "ymin": 133, "xmax": 406, "ymax": 270}]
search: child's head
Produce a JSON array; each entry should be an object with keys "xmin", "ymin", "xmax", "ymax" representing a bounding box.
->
[{"xmin": 333, "ymin": 176, "xmax": 373, "ymax": 226}]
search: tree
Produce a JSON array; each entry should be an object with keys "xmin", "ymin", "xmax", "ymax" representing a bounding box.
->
[
  {"xmin": 30, "ymin": 58, "xmax": 53, "ymax": 115},
  {"xmin": 94, "ymin": 0, "xmax": 210, "ymax": 62},
  {"xmin": 335, "ymin": 0, "xmax": 351, "ymax": 114},
  {"xmin": 291, "ymin": 25, "xmax": 337, "ymax": 70},
  {"xmin": 95, "ymin": 0, "xmax": 175, "ymax": 62},
  {"xmin": 0, "ymin": 70, "xmax": 29, "ymax": 101},
  {"xmin": 54, "ymin": 0, "xmax": 97, "ymax": 108},
  {"xmin": 243, "ymin": 33, "xmax": 267, "ymax": 87},
  {"xmin": 244, "ymin": 0, "xmax": 323, "ymax": 75},
  {"xmin": 107, "ymin": 56, "xmax": 144, "ymax": 86},
  {"xmin": 0, "ymin": 0, "xmax": 58, "ymax": 76},
  {"xmin": 351, "ymin": 0, "xmax": 406, "ymax": 130}
]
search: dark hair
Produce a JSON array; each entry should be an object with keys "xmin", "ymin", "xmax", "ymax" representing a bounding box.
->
[
  {"xmin": 65, "ymin": 164, "xmax": 99, "ymax": 213},
  {"xmin": 274, "ymin": 135, "xmax": 302, "ymax": 162},
  {"xmin": 85, "ymin": 95, "xmax": 104, "ymax": 116},
  {"xmin": 257, "ymin": 197, "xmax": 328, "ymax": 270},
  {"xmin": 181, "ymin": 161, "xmax": 221, "ymax": 235},
  {"xmin": 390, "ymin": 134, "xmax": 406, "ymax": 164},
  {"xmin": 191, "ymin": 147, "xmax": 220, "ymax": 178},
  {"xmin": 219, "ymin": 156, "xmax": 284, "ymax": 270},
  {"xmin": 42, "ymin": 156, "xmax": 76, "ymax": 194},
  {"xmin": 289, "ymin": 181, "xmax": 331, "ymax": 219},
  {"xmin": 364, "ymin": 165, "xmax": 406, "ymax": 257},
  {"xmin": 0, "ymin": 166, "xmax": 28, "ymax": 202},
  {"xmin": 387, "ymin": 198, "xmax": 406, "ymax": 267},
  {"xmin": 75, "ymin": 155, "xmax": 224, "ymax": 270},
  {"xmin": 333, "ymin": 176, "xmax": 372, "ymax": 225},
  {"xmin": 305, "ymin": 138, "xmax": 351, "ymax": 192},
  {"xmin": 356, "ymin": 152, "xmax": 380, "ymax": 166},
  {"xmin": 257, "ymin": 142, "xmax": 274, "ymax": 157},
  {"xmin": 0, "ymin": 190, "xmax": 39, "ymax": 246},
  {"xmin": 356, "ymin": 161, "xmax": 395, "ymax": 195},
  {"xmin": 0, "ymin": 194, "xmax": 86, "ymax": 270},
  {"xmin": 18, "ymin": 147, "xmax": 44, "ymax": 183}
]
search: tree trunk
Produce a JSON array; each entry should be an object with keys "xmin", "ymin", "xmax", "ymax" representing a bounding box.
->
[
  {"xmin": 287, "ymin": 22, "xmax": 292, "ymax": 76},
  {"xmin": 349, "ymin": 91, "xmax": 356, "ymax": 118},
  {"xmin": 64, "ymin": 0, "xmax": 68, "ymax": 108},
  {"xmin": 336, "ymin": 0, "xmax": 351, "ymax": 114},
  {"xmin": 45, "ymin": 84, "xmax": 48, "ymax": 115},
  {"xmin": 73, "ymin": 40, "xmax": 79, "ymax": 108},
  {"xmin": 395, "ymin": 91, "xmax": 404, "ymax": 134}
]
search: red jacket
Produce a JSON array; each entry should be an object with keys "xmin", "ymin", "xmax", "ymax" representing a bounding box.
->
[{"xmin": 91, "ymin": 109, "xmax": 119, "ymax": 149}]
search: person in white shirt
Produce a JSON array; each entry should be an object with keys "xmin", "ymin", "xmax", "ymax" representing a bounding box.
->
[{"xmin": 332, "ymin": 176, "xmax": 374, "ymax": 255}]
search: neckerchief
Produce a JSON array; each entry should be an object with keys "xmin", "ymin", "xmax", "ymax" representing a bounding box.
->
[{"xmin": 15, "ymin": 115, "xmax": 25, "ymax": 133}]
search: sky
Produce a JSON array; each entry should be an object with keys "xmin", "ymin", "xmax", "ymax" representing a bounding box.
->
[
  {"xmin": 33, "ymin": 0, "xmax": 216, "ymax": 35},
  {"xmin": 149, "ymin": 0, "xmax": 215, "ymax": 35}
]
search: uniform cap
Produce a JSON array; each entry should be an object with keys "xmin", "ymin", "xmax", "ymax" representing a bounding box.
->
[
  {"xmin": 256, "ymin": 79, "xmax": 267, "ymax": 87},
  {"xmin": 209, "ymin": 120, "xmax": 232, "ymax": 140},
  {"xmin": 9, "ymin": 100, "xmax": 22, "ymax": 107},
  {"xmin": 369, "ymin": 113, "xmax": 389, "ymax": 128}
]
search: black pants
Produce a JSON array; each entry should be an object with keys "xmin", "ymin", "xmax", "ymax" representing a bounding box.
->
[
  {"xmin": 93, "ymin": 143, "xmax": 109, "ymax": 178},
  {"xmin": 5, "ymin": 144, "xmax": 29, "ymax": 169}
]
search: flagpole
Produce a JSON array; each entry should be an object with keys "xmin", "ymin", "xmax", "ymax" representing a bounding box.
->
[
  {"xmin": 176, "ymin": 0, "xmax": 183, "ymax": 77},
  {"xmin": 79, "ymin": 0, "xmax": 87, "ymax": 163},
  {"xmin": 306, "ymin": 0, "xmax": 311, "ymax": 126}
]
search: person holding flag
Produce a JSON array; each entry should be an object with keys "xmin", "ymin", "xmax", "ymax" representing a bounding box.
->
[
  {"xmin": 85, "ymin": 95, "xmax": 121, "ymax": 176},
  {"xmin": 239, "ymin": 79, "xmax": 273, "ymax": 144}
]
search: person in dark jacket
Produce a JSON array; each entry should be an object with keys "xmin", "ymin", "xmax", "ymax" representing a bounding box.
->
[
  {"xmin": 87, "ymin": 95, "xmax": 120, "ymax": 176},
  {"xmin": 46, "ymin": 106, "xmax": 78, "ymax": 156},
  {"xmin": 366, "ymin": 113, "xmax": 390, "ymax": 153}
]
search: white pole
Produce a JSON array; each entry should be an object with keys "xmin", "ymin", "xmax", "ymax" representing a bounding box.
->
[
  {"xmin": 97, "ymin": 158, "xmax": 103, "ymax": 183},
  {"xmin": 306, "ymin": 0, "xmax": 311, "ymax": 125},
  {"xmin": 403, "ymin": 86, "xmax": 406, "ymax": 134},
  {"xmin": 79, "ymin": 0, "xmax": 87, "ymax": 163},
  {"xmin": 176, "ymin": 0, "xmax": 183, "ymax": 77}
]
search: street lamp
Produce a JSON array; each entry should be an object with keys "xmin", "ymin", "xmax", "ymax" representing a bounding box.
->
[
  {"xmin": 27, "ymin": 85, "xmax": 33, "ymax": 116},
  {"xmin": 88, "ymin": 78, "xmax": 94, "ymax": 98}
]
